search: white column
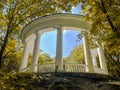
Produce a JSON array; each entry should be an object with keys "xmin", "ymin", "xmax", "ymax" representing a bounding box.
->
[
  {"xmin": 92, "ymin": 56, "xmax": 97, "ymax": 67},
  {"xmin": 19, "ymin": 40, "xmax": 29, "ymax": 72},
  {"xmin": 98, "ymin": 46, "xmax": 108, "ymax": 74},
  {"xmin": 56, "ymin": 26, "xmax": 63, "ymax": 71},
  {"xmin": 83, "ymin": 32, "xmax": 94, "ymax": 73},
  {"xmin": 31, "ymin": 32, "xmax": 41, "ymax": 72}
]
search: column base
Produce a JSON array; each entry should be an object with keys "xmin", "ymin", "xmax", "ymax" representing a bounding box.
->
[
  {"xmin": 86, "ymin": 65, "xmax": 94, "ymax": 73},
  {"xmin": 55, "ymin": 64, "xmax": 63, "ymax": 72}
]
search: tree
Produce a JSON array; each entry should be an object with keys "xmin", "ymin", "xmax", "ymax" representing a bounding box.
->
[
  {"xmin": 38, "ymin": 53, "xmax": 55, "ymax": 64},
  {"xmin": 2, "ymin": 38, "xmax": 22, "ymax": 72},
  {"xmin": 105, "ymin": 50, "xmax": 120, "ymax": 79},
  {"xmin": 80, "ymin": 0, "xmax": 120, "ymax": 52},
  {"xmin": 65, "ymin": 44, "xmax": 85, "ymax": 64},
  {"xmin": 78, "ymin": 0, "xmax": 120, "ymax": 77},
  {"xmin": 81, "ymin": 0, "xmax": 120, "ymax": 32},
  {"xmin": 0, "ymin": 0, "xmax": 78, "ymax": 68}
]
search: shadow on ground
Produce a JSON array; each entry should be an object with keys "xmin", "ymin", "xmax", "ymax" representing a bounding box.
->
[{"xmin": 0, "ymin": 72, "xmax": 120, "ymax": 90}]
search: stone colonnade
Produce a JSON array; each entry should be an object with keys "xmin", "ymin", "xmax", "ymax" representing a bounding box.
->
[{"xmin": 19, "ymin": 27, "xmax": 108, "ymax": 74}]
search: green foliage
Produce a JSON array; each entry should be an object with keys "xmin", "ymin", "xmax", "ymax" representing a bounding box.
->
[
  {"xmin": 81, "ymin": 0, "xmax": 120, "ymax": 52},
  {"xmin": 0, "ymin": 0, "xmax": 79, "ymax": 68},
  {"xmin": 65, "ymin": 44, "xmax": 84, "ymax": 64},
  {"xmin": 1, "ymin": 38, "xmax": 22, "ymax": 72},
  {"xmin": 2, "ymin": 50, "xmax": 22, "ymax": 73},
  {"xmin": 38, "ymin": 53, "xmax": 55, "ymax": 64},
  {"xmin": 79, "ymin": 0, "xmax": 120, "ymax": 78},
  {"xmin": 105, "ymin": 50, "xmax": 120, "ymax": 79},
  {"xmin": 0, "ymin": 71, "xmax": 41, "ymax": 90}
]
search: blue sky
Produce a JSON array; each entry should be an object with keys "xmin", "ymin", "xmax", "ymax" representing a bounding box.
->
[
  {"xmin": 40, "ymin": 4, "xmax": 82, "ymax": 58},
  {"xmin": 71, "ymin": 3, "xmax": 82, "ymax": 14},
  {"xmin": 40, "ymin": 30, "xmax": 83, "ymax": 58}
]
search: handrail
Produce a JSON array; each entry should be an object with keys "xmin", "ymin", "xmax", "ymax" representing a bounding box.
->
[
  {"xmin": 20, "ymin": 63, "xmax": 108, "ymax": 74},
  {"xmin": 37, "ymin": 63, "xmax": 86, "ymax": 73}
]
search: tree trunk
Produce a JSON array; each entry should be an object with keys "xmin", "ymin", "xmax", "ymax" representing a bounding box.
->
[
  {"xmin": 0, "ymin": 58, "xmax": 2, "ymax": 69},
  {"xmin": 0, "ymin": 31, "xmax": 9, "ymax": 69},
  {"xmin": 100, "ymin": 0, "xmax": 118, "ymax": 32}
]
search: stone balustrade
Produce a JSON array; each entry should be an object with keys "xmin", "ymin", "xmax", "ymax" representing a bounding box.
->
[
  {"xmin": 64, "ymin": 63, "xmax": 86, "ymax": 72},
  {"xmin": 38, "ymin": 64, "xmax": 55, "ymax": 73},
  {"xmin": 21, "ymin": 63, "xmax": 108, "ymax": 75},
  {"xmin": 37, "ymin": 63, "xmax": 86, "ymax": 73}
]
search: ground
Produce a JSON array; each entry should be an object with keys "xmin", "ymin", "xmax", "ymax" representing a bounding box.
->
[{"xmin": 0, "ymin": 72, "xmax": 120, "ymax": 90}]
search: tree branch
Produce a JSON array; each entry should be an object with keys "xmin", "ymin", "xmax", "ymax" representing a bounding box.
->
[
  {"xmin": 2, "ymin": 50, "xmax": 16, "ymax": 59},
  {"xmin": 100, "ymin": 0, "xmax": 118, "ymax": 32}
]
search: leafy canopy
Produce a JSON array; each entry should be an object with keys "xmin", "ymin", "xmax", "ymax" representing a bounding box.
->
[
  {"xmin": 64, "ymin": 44, "xmax": 84, "ymax": 64},
  {"xmin": 0, "ymin": 0, "xmax": 79, "ymax": 67},
  {"xmin": 81, "ymin": 0, "xmax": 120, "ymax": 53}
]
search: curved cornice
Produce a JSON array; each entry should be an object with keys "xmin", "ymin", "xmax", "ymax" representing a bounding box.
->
[{"xmin": 22, "ymin": 13, "xmax": 91, "ymax": 41}]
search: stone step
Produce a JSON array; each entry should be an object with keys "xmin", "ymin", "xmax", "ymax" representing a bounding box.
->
[
  {"xmin": 36, "ymin": 72, "xmax": 120, "ymax": 90},
  {"xmin": 39, "ymin": 72, "xmax": 113, "ymax": 81}
]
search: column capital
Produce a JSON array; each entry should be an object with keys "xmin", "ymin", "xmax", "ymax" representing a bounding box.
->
[
  {"xmin": 36, "ymin": 32, "xmax": 43, "ymax": 36},
  {"xmin": 54, "ymin": 25, "xmax": 63, "ymax": 30},
  {"xmin": 25, "ymin": 34, "xmax": 36, "ymax": 42},
  {"xmin": 24, "ymin": 39, "xmax": 29, "ymax": 44}
]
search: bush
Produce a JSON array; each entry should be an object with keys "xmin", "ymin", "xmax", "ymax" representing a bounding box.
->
[{"xmin": 0, "ymin": 71, "xmax": 42, "ymax": 89}]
